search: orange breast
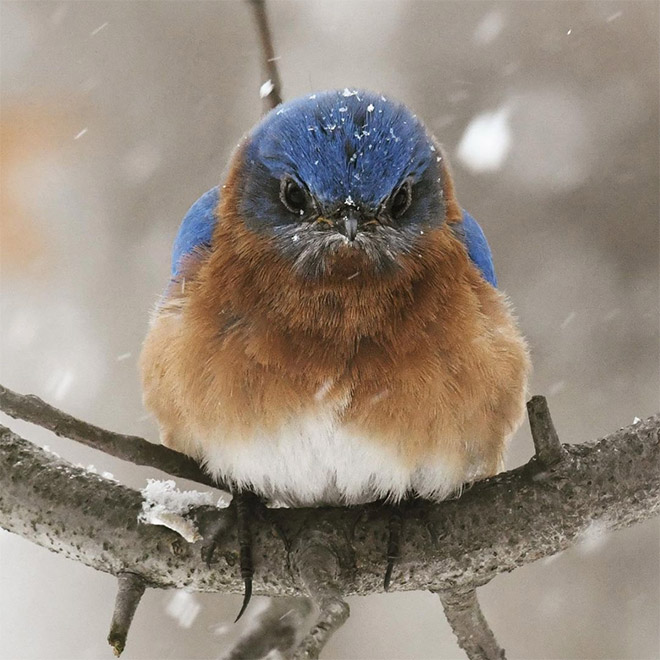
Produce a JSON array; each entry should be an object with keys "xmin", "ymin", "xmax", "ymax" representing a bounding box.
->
[{"xmin": 139, "ymin": 159, "xmax": 530, "ymax": 502}]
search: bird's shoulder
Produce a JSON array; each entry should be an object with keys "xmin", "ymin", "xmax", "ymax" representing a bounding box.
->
[
  {"xmin": 451, "ymin": 210, "xmax": 497, "ymax": 287},
  {"xmin": 170, "ymin": 186, "xmax": 221, "ymax": 278}
]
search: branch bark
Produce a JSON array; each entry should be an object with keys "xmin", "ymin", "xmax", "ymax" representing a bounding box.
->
[
  {"xmin": 292, "ymin": 533, "xmax": 351, "ymax": 659},
  {"xmin": 526, "ymin": 395, "xmax": 566, "ymax": 466},
  {"xmin": 108, "ymin": 573, "xmax": 147, "ymax": 656},
  {"xmin": 437, "ymin": 589, "xmax": 505, "ymax": 660},
  {"xmin": 1, "ymin": 414, "xmax": 658, "ymax": 599}
]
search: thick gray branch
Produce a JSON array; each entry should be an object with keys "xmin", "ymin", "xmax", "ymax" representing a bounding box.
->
[{"xmin": 1, "ymin": 415, "xmax": 658, "ymax": 598}]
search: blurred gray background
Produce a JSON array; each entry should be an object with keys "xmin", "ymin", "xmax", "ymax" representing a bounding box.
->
[{"xmin": 1, "ymin": 1, "xmax": 658, "ymax": 658}]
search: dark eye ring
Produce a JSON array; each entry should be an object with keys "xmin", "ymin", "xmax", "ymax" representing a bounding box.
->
[
  {"xmin": 280, "ymin": 177, "xmax": 307, "ymax": 215},
  {"xmin": 389, "ymin": 179, "xmax": 413, "ymax": 219}
]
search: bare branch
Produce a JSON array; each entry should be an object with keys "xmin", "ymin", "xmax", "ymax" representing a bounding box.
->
[
  {"xmin": 437, "ymin": 589, "xmax": 505, "ymax": 660},
  {"xmin": 526, "ymin": 395, "xmax": 566, "ymax": 466},
  {"xmin": 0, "ymin": 384, "xmax": 225, "ymax": 490},
  {"xmin": 1, "ymin": 415, "xmax": 658, "ymax": 599},
  {"xmin": 247, "ymin": 0, "xmax": 283, "ymax": 112},
  {"xmin": 292, "ymin": 539, "xmax": 350, "ymax": 659},
  {"xmin": 220, "ymin": 597, "xmax": 313, "ymax": 660},
  {"xmin": 108, "ymin": 573, "xmax": 147, "ymax": 657}
]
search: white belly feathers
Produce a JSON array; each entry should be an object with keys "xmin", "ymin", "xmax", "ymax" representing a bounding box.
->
[{"xmin": 195, "ymin": 392, "xmax": 467, "ymax": 506}]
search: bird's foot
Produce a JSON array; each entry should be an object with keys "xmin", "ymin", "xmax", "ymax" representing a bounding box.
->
[
  {"xmin": 384, "ymin": 504, "xmax": 403, "ymax": 591},
  {"xmin": 233, "ymin": 491, "xmax": 259, "ymax": 622},
  {"xmin": 198, "ymin": 490, "xmax": 260, "ymax": 622}
]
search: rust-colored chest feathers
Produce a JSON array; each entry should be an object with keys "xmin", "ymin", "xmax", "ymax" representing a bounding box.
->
[{"xmin": 140, "ymin": 90, "xmax": 529, "ymax": 505}]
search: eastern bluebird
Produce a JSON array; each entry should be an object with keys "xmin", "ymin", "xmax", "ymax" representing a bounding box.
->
[{"xmin": 140, "ymin": 89, "xmax": 530, "ymax": 601}]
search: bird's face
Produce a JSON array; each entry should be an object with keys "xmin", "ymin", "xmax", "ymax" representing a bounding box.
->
[{"xmin": 235, "ymin": 89, "xmax": 445, "ymax": 279}]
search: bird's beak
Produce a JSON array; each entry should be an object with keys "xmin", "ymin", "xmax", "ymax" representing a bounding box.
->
[{"xmin": 338, "ymin": 209, "xmax": 359, "ymax": 242}]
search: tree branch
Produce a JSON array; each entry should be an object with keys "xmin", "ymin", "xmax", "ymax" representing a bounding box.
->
[
  {"xmin": 526, "ymin": 395, "xmax": 566, "ymax": 466},
  {"xmin": 248, "ymin": 0, "xmax": 283, "ymax": 112},
  {"xmin": 437, "ymin": 589, "xmax": 505, "ymax": 660},
  {"xmin": 1, "ymin": 383, "xmax": 658, "ymax": 657},
  {"xmin": 292, "ymin": 534, "xmax": 351, "ymax": 659},
  {"xmin": 1, "ymin": 413, "xmax": 658, "ymax": 599},
  {"xmin": 0, "ymin": 384, "xmax": 225, "ymax": 490},
  {"xmin": 220, "ymin": 597, "xmax": 313, "ymax": 660},
  {"xmin": 108, "ymin": 573, "xmax": 147, "ymax": 657}
]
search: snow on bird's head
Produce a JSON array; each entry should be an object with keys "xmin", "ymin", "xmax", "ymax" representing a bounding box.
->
[{"xmin": 242, "ymin": 89, "xmax": 439, "ymax": 212}]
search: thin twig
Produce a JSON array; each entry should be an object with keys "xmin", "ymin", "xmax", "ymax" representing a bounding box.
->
[
  {"xmin": 0, "ymin": 384, "xmax": 225, "ymax": 490},
  {"xmin": 248, "ymin": 0, "xmax": 283, "ymax": 112},
  {"xmin": 437, "ymin": 589, "xmax": 505, "ymax": 660},
  {"xmin": 107, "ymin": 573, "xmax": 147, "ymax": 657},
  {"xmin": 292, "ymin": 541, "xmax": 350, "ymax": 659},
  {"xmin": 526, "ymin": 395, "xmax": 566, "ymax": 466}
]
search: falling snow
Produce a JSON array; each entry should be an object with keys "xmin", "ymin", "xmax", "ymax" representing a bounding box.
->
[
  {"xmin": 473, "ymin": 10, "xmax": 505, "ymax": 45},
  {"xmin": 457, "ymin": 107, "xmax": 511, "ymax": 172},
  {"xmin": 560, "ymin": 311, "xmax": 576, "ymax": 329},
  {"xmin": 548, "ymin": 381, "xmax": 566, "ymax": 396},
  {"xmin": 90, "ymin": 22, "xmax": 109, "ymax": 36},
  {"xmin": 165, "ymin": 591, "xmax": 202, "ymax": 629},
  {"xmin": 576, "ymin": 519, "xmax": 611, "ymax": 554},
  {"xmin": 259, "ymin": 79, "xmax": 274, "ymax": 98},
  {"xmin": 48, "ymin": 368, "xmax": 75, "ymax": 402}
]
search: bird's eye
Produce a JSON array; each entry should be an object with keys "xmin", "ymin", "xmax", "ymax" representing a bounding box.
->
[
  {"xmin": 389, "ymin": 180, "xmax": 412, "ymax": 219},
  {"xmin": 280, "ymin": 178, "xmax": 307, "ymax": 215}
]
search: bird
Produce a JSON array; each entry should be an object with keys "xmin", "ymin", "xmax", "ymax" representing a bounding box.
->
[{"xmin": 139, "ymin": 88, "xmax": 530, "ymax": 610}]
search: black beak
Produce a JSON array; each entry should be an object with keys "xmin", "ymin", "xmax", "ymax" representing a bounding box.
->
[{"xmin": 339, "ymin": 209, "xmax": 359, "ymax": 241}]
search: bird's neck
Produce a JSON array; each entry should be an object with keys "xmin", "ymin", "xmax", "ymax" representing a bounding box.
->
[
  {"xmin": 184, "ymin": 160, "xmax": 473, "ymax": 367},
  {"xmin": 187, "ymin": 218, "xmax": 472, "ymax": 371}
]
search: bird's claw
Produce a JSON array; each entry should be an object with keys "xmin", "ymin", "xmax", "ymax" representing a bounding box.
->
[{"xmin": 233, "ymin": 491, "xmax": 258, "ymax": 622}]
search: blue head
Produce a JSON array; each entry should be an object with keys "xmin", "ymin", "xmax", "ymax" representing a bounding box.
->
[{"xmin": 234, "ymin": 89, "xmax": 445, "ymax": 278}]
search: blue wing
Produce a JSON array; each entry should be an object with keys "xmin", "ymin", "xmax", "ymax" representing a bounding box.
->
[
  {"xmin": 454, "ymin": 210, "xmax": 497, "ymax": 288},
  {"xmin": 171, "ymin": 186, "xmax": 221, "ymax": 277}
]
